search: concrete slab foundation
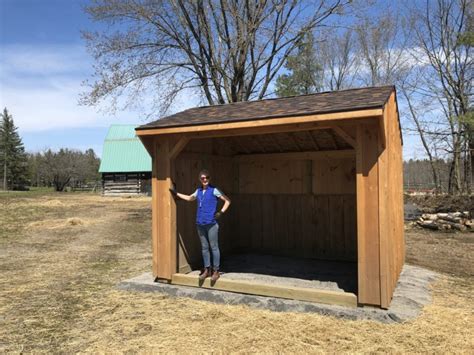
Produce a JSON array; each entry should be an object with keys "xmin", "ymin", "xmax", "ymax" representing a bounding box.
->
[
  {"xmin": 117, "ymin": 264, "xmax": 437, "ymax": 323},
  {"xmin": 195, "ymin": 253, "xmax": 358, "ymax": 293}
]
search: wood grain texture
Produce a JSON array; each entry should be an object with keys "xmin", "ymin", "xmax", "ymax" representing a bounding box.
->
[
  {"xmin": 171, "ymin": 273, "xmax": 358, "ymax": 308},
  {"xmin": 153, "ymin": 137, "xmax": 177, "ymax": 280},
  {"xmin": 356, "ymin": 123, "xmax": 381, "ymax": 306},
  {"xmin": 229, "ymin": 194, "xmax": 357, "ymax": 261},
  {"xmin": 148, "ymin": 93, "xmax": 404, "ymax": 308}
]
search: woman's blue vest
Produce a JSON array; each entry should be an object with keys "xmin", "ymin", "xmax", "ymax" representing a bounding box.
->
[{"xmin": 196, "ymin": 186, "xmax": 218, "ymax": 225}]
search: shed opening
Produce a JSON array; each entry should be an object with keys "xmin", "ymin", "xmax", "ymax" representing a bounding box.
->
[{"xmin": 173, "ymin": 129, "xmax": 359, "ymax": 305}]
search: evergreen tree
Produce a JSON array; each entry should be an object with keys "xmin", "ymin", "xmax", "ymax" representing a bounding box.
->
[
  {"xmin": 275, "ymin": 33, "xmax": 323, "ymax": 97},
  {"xmin": 0, "ymin": 108, "xmax": 29, "ymax": 190}
]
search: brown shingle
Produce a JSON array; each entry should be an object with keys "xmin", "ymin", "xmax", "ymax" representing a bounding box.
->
[{"xmin": 136, "ymin": 85, "xmax": 395, "ymax": 130}]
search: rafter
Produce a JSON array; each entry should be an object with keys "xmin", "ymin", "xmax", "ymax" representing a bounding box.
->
[
  {"xmin": 306, "ymin": 130, "xmax": 320, "ymax": 151},
  {"xmin": 287, "ymin": 132, "xmax": 304, "ymax": 151},
  {"xmin": 326, "ymin": 130, "xmax": 339, "ymax": 150},
  {"xmin": 331, "ymin": 125, "xmax": 356, "ymax": 148},
  {"xmin": 269, "ymin": 133, "xmax": 284, "ymax": 152}
]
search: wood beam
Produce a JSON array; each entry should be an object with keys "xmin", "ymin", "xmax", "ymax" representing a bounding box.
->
[
  {"xmin": 189, "ymin": 122, "xmax": 332, "ymax": 139},
  {"xmin": 169, "ymin": 136, "xmax": 190, "ymax": 159},
  {"xmin": 236, "ymin": 149, "xmax": 355, "ymax": 162},
  {"xmin": 332, "ymin": 126, "xmax": 356, "ymax": 148},
  {"xmin": 137, "ymin": 135, "xmax": 155, "ymax": 157},
  {"xmin": 356, "ymin": 123, "xmax": 381, "ymax": 306},
  {"xmin": 269, "ymin": 134, "xmax": 284, "ymax": 152},
  {"xmin": 135, "ymin": 109, "xmax": 383, "ymax": 136},
  {"xmin": 152, "ymin": 137, "xmax": 177, "ymax": 281},
  {"xmin": 177, "ymin": 152, "xmax": 229, "ymax": 161},
  {"xmin": 230, "ymin": 137, "xmax": 251, "ymax": 154},
  {"xmin": 326, "ymin": 130, "xmax": 339, "ymax": 150},
  {"xmin": 287, "ymin": 132, "xmax": 304, "ymax": 151},
  {"xmin": 171, "ymin": 273, "xmax": 357, "ymax": 308},
  {"xmin": 379, "ymin": 115, "xmax": 387, "ymax": 149},
  {"xmin": 251, "ymin": 135, "xmax": 268, "ymax": 153},
  {"xmin": 306, "ymin": 130, "xmax": 321, "ymax": 151}
]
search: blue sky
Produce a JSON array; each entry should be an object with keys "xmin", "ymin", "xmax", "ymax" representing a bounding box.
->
[
  {"xmin": 0, "ymin": 0, "xmax": 421, "ymax": 159},
  {"xmin": 0, "ymin": 0, "xmax": 165, "ymax": 157}
]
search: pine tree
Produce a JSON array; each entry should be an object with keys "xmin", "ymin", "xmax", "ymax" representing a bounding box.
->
[
  {"xmin": 275, "ymin": 33, "xmax": 323, "ymax": 97},
  {"xmin": 0, "ymin": 108, "xmax": 29, "ymax": 190}
]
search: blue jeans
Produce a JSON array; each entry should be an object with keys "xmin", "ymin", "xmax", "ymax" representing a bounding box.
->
[{"xmin": 196, "ymin": 223, "xmax": 220, "ymax": 270}]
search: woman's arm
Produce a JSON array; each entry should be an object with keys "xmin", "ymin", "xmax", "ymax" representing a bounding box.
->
[
  {"xmin": 169, "ymin": 185, "xmax": 196, "ymax": 202},
  {"xmin": 218, "ymin": 194, "xmax": 231, "ymax": 212},
  {"xmin": 176, "ymin": 192, "xmax": 196, "ymax": 202}
]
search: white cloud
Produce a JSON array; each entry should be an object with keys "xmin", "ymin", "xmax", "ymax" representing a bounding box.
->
[
  {"xmin": 1, "ymin": 44, "xmax": 90, "ymax": 77},
  {"xmin": 0, "ymin": 43, "xmax": 198, "ymax": 133}
]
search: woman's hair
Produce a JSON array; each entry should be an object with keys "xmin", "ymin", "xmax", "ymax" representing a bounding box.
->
[{"xmin": 198, "ymin": 169, "xmax": 210, "ymax": 178}]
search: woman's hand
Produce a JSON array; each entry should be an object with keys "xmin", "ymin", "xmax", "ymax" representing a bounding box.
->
[{"xmin": 169, "ymin": 185, "xmax": 178, "ymax": 197}]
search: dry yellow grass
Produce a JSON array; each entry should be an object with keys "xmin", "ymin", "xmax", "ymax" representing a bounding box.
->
[
  {"xmin": 76, "ymin": 275, "xmax": 473, "ymax": 354},
  {"xmin": 25, "ymin": 217, "xmax": 99, "ymax": 230},
  {"xmin": 0, "ymin": 192, "xmax": 473, "ymax": 353}
]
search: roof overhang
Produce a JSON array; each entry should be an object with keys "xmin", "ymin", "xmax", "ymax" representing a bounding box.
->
[{"xmin": 135, "ymin": 108, "xmax": 383, "ymax": 138}]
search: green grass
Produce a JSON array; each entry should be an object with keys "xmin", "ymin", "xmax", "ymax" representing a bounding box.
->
[{"xmin": 0, "ymin": 187, "xmax": 101, "ymax": 199}]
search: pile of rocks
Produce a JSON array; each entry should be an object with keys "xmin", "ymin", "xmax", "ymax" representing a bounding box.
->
[{"xmin": 415, "ymin": 211, "xmax": 473, "ymax": 231}]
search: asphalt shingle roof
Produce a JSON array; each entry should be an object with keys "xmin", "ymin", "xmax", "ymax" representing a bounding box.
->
[{"xmin": 136, "ymin": 85, "xmax": 395, "ymax": 131}]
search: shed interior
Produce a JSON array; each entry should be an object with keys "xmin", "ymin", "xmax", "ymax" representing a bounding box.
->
[{"xmin": 173, "ymin": 125, "xmax": 359, "ymax": 295}]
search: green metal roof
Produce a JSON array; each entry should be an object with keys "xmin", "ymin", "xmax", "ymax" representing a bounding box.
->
[{"xmin": 99, "ymin": 125, "xmax": 151, "ymax": 173}]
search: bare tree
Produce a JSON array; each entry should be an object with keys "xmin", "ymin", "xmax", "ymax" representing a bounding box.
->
[
  {"xmin": 410, "ymin": 0, "xmax": 473, "ymax": 194},
  {"xmin": 80, "ymin": 0, "xmax": 347, "ymax": 116},
  {"xmin": 355, "ymin": 11, "xmax": 413, "ymax": 87},
  {"xmin": 400, "ymin": 74, "xmax": 444, "ymax": 193},
  {"xmin": 316, "ymin": 28, "xmax": 360, "ymax": 91}
]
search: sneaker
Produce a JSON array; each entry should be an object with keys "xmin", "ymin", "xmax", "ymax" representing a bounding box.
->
[
  {"xmin": 211, "ymin": 268, "xmax": 220, "ymax": 282},
  {"xmin": 199, "ymin": 267, "xmax": 210, "ymax": 280}
]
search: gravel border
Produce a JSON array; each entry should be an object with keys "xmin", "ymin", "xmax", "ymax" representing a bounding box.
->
[{"xmin": 117, "ymin": 264, "xmax": 437, "ymax": 323}]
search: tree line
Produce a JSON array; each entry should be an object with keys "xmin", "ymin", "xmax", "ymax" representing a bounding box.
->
[
  {"xmin": 0, "ymin": 108, "xmax": 100, "ymax": 192},
  {"xmin": 81, "ymin": 0, "xmax": 472, "ymax": 195}
]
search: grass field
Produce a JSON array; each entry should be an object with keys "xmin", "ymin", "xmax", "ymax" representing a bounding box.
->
[{"xmin": 0, "ymin": 191, "xmax": 473, "ymax": 353}]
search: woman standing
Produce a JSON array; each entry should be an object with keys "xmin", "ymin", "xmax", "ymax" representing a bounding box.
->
[{"xmin": 169, "ymin": 169, "xmax": 231, "ymax": 281}]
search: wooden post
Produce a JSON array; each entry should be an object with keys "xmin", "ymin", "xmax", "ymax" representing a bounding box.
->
[
  {"xmin": 152, "ymin": 137, "xmax": 177, "ymax": 281},
  {"xmin": 356, "ymin": 123, "xmax": 381, "ymax": 306}
]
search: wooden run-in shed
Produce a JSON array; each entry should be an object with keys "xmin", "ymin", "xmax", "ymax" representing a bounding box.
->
[{"xmin": 135, "ymin": 85, "xmax": 405, "ymax": 309}]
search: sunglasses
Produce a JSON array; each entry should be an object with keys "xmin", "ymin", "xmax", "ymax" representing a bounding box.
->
[{"xmin": 200, "ymin": 176, "xmax": 210, "ymax": 181}]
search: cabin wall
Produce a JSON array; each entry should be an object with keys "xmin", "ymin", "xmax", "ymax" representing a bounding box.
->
[{"xmin": 102, "ymin": 172, "xmax": 151, "ymax": 196}]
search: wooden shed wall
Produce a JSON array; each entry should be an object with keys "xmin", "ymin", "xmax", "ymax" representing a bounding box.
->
[
  {"xmin": 378, "ymin": 93, "xmax": 405, "ymax": 308},
  {"xmin": 146, "ymin": 96, "xmax": 404, "ymax": 308},
  {"xmin": 356, "ymin": 93, "xmax": 404, "ymax": 308}
]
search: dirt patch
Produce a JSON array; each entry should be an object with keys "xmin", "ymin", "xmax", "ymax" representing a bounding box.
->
[
  {"xmin": 406, "ymin": 230, "xmax": 474, "ymax": 278},
  {"xmin": 0, "ymin": 192, "xmax": 473, "ymax": 353},
  {"xmin": 405, "ymin": 194, "xmax": 474, "ymax": 215}
]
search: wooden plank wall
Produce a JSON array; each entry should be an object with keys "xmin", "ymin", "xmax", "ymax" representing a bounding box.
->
[
  {"xmin": 378, "ymin": 93, "xmax": 405, "ymax": 308},
  {"xmin": 174, "ymin": 138, "xmax": 358, "ymax": 273},
  {"xmin": 357, "ymin": 93, "xmax": 405, "ymax": 308},
  {"xmin": 230, "ymin": 194, "xmax": 357, "ymax": 261},
  {"xmin": 356, "ymin": 122, "xmax": 381, "ymax": 306},
  {"xmin": 174, "ymin": 141, "xmax": 235, "ymax": 272},
  {"xmin": 233, "ymin": 153, "xmax": 357, "ymax": 261}
]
